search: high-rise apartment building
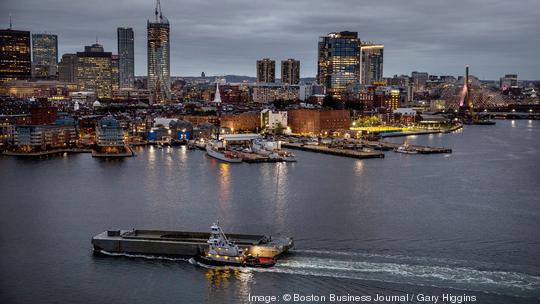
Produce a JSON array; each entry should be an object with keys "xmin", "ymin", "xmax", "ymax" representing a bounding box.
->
[
  {"xmin": 281, "ymin": 59, "xmax": 300, "ymax": 85},
  {"xmin": 257, "ymin": 58, "xmax": 275, "ymax": 83},
  {"xmin": 0, "ymin": 28, "xmax": 31, "ymax": 83},
  {"xmin": 58, "ymin": 53, "xmax": 77, "ymax": 83},
  {"xmin": 76, "ymin": 43, "xmax": 112, "ymax": 99},
  {"xmin": 317, "ymin": 31, "xmax": 360, "ymax": 99},
  {"xmin": 147, "ymin": 0, "xmax": 170, "ymax": 103},
  {"xmin": 117, "ymin": 27, "xmax": 134, "ymax": 88},
  {"xmin": 360, "ymin": 43, "xmax": 384, "ymax": 85},
  {"xmin": 31, "ymin": 33, "xmax": 58, "ymax": 79}
]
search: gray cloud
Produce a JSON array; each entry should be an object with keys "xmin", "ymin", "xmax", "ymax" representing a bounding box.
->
[{"xmin": 1, "ymin": 0, "xmax": 539, "ymax": 79}]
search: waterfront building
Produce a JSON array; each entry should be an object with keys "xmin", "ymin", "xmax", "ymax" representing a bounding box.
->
[
  {"xmin": 148, "ymin": 118, "xmax": 192, "ymax": 141},
  {"xmin": 220, "ymin": 112, "xmax": 260, "ymax": 132},
  {"xmin": 0, "ymin": 115, "xmax": 16, "ymax": 149},
  {"xmin": 31, "ymin": 34, "xmax": 58, "ymax": 79},
  {"xmin": 96, "ymin": 117, "xmax": 125, "ymax": 147},
  {"xmin": 257, "ymin": 58, "xmax": 275, "ymax": 83},
  {"xmin": 261, "ymin": 109, "xmax": 288, "ymax": 132},
  {"xmin": 360, "ymin": 43, "xmax": 384, "ymax": 85},
  {"xmin": 14, "ymin": 121, "xmax": 77, "ymax": 152},
  {"xmin": 288, "ymin": 109, "xmax": 350, "ymax": 135},
  {"xmin": 500, "ymin": 74, "xmax": 518, "ymax": 90},
  {"xmin": 76, "ymin": 43, "xmax": 113, "ymax": 99},
  {"xmin": 147, "ymin": 0, "xmax": 171, "ymax": 103},
  {"xmin": 318, "ymin": 31, "xmax": 360, "ymax": 100},
  {"xmin": 281, "ymin": 59, "xmax": 300, "ymax": 85},
  {"xmin": 117, "ymin": 27, "xmax": 134, "ymax": 88},
  {"xmin": 0, "ymin": 28, "xmax": 31, "ymax": 83},
  {"xmin": 58, "ymin": 54, "xmax": 78, "ymax": 83}
]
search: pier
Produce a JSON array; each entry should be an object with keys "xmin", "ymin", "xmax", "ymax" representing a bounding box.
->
[
  {"xmin": 282, "ymin": 142, "xmax": 385, "ymax": 159},
  {"xmin": 353, "ymin": 140, "xmax": 452, "ymax": 154}
]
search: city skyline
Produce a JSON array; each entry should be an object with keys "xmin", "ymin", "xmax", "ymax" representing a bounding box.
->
[{"xmin": 1, "ymin": 0, "xmax": 539, "ymax": 80}]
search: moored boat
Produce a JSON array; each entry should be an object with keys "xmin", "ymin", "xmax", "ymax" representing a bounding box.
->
[
  {"xmin": 394, "ymin": 141, "xmax": 418, "ymax": 154},
  {"xmin": 206, "ymin": 141, "xmax": 242, "ymax": 163}
]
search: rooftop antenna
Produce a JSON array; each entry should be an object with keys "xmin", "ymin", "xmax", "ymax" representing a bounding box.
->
[{"xmin": 155, "ymin": 0, "xmax": 163, "ymax": 22}]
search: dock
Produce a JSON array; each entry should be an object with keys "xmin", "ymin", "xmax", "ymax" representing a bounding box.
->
[
  {"xmin": 353, "ymin": 139, "xmax": 452, "ymax": 154},
  {"xmin": 91, "ymin": 145, "xmax": 136, "ymax": 158},
  {"xmin": 282, "ymin": 142, "xmax": 384, "ymax": 159},
  {"xmin": 3, "ymin": 148, "xmax": 92, "ymax": 157}
]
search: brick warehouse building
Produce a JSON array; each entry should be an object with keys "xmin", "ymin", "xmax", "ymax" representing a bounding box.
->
[
  {"xmin": 220, "ymin": 112, "xmax": 260, "ymax": 132},
  {"xmin": 288, "ymin": 109, "xmax": 350, "ymax": 135}
]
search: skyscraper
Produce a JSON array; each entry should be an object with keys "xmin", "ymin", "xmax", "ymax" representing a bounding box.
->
[
  {"xmin": 31, "ymin": 33, "xmax": 58, "ymax": 79},
  {"xmin": 257, "ymin": 58, "xmax": 275, "ymax": 83},
  {"xmin": 317, "ymin": 31, "xmax": 360, "ymax": 99},
  {"xmin": 111, "ymin": 54, "xmax": 119, "ymax": 91},
  {"xmin": 360, "ymin": 43, "xmax": 384, "ymax": 85},
  {"xmin": 117, "ymin": 27, "xmax": 134, "ymax": 88},
  {"xmin": 281, "ymin": 58, "xmax": 300, "ymax": 85},
  {"xmin": 0, "ymin": 28, "xmax": 31, "ymax": 83},
  {"xmin": 147, "ymin": 0, "xmax": 170, "ymax": 103},
  {"xmin": 58, "ymin": 53, "xmax": 77, "ymax": 83},
  {"xmin": 76, "ymin": 43, "xmax": 112, "ymax": 99}
]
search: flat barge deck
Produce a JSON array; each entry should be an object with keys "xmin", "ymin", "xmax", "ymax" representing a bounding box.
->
[{"xmin": 92, "ymin": 229, "xmax": 294, "ymax": 259}]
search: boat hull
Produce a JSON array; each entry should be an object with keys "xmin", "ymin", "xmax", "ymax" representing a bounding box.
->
[
  {"xmin": 206, "ymin": 146, "xmax": 242, "ymax": 163},
  {"xmin": 91, "ymin": 229, "xmax": 293, "ymax": 259}
]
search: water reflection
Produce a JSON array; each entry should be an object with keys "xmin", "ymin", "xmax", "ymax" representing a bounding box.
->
[
  {"xmin": 354, "ymin": 160, "xmax": 364, "ymax": 176},
  {"xmin": 204, "ymin": 268, "xmax": 254, "ymax": 303},
  {"xmin": 274, "ymin": 163, "xmax": 288, "ymax": 230},
  {"xmin": 217, "ymin": 163, "xmax": 232, "ymax": 220}
]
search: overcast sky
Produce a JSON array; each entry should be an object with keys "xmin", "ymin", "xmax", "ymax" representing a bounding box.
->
[{"xmin": 1, "ymin": 0, "xmax": 539, "ymax": 79}]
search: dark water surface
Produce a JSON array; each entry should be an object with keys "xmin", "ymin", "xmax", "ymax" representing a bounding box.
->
[{"xmin": 1, "ymin": 120, "xmax": 539, "ymax": 303}]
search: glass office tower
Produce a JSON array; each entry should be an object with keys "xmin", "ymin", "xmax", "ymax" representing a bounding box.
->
[
  {"xmin": 117, "ymin": 27, "xmax": 134, "ymax": 88},
  {"xmin": 317, "ymin": 31, "xmax": 360, "ymax": 99},
  {"xmin": 0, "ymin": 29, "xmax": 31, "ymax": 83}
]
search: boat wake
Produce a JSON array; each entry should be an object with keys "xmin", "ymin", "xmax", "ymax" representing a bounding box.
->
[
  {"xmin": 255, "ymin": 250, "xmax": 540, "ymax": 298},
  {"xmin": 97, "ymin": 249, "xmax": 540, "ymax": 298},
  {"xmin": 97, "ymin": 250, "xmax": 189, "ymax": 262}
]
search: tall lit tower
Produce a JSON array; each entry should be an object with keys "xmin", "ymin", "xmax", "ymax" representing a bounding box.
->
[
  {"xmin": 32, "ymin": 33, "xmax": 58, "ymax": 79},
  {"xmin": 281, "ymin": 58, "xmax": 300, "ymax": 85},
  {"xmin": 117, "ymin": 27, "xmax": 134, "ymax": 88},
  {"xmin": 0, "ymin": 27, "xmax": 31, "ymax": 83},
  {"xmin": 257, "ymin": 58, "xmax": 275, "ymax": 83},
  {"xmin": 360, "ymin": 43, "xmax": 384, "ymax": 85},
  {"xmin": 317, "ymin": 31, "xmax": 360, "ymax": 99},
  {"xmin": 147, "ymin": 0, "xmax": 170, "ymax": 103}
]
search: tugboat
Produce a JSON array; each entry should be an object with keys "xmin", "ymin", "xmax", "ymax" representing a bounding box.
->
[{"xmin": 194, "ymin": 223, "xmax": 276, "ymax": 268}]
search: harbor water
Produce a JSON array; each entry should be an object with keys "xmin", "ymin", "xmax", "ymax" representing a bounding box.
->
[{"xmin": 1, "ymin": 120, "xmax": 539, "ymax": 303}]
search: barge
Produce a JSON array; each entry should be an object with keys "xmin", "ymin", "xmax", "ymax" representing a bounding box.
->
[{"xmin": 92, "ymin": 226, "xmax": 294, "ymax": 259}]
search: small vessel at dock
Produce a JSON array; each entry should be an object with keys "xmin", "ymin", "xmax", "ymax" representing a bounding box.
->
[
  {"xmin": 394, "ymin": 141, "xmax": 418, "ymax": 154},
  {"xmin": 206, "ymin": 141, "xmax": 242, "ymax": 163}
]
